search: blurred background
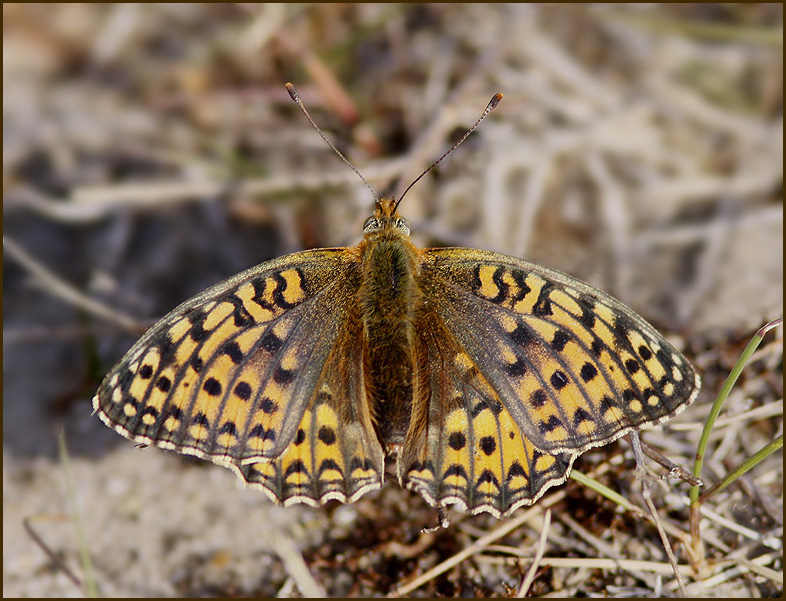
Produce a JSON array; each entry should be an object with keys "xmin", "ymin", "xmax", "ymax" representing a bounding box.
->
[{"xmin": 3, "ymin": 4, "xmax": 782, "ymax": 597}]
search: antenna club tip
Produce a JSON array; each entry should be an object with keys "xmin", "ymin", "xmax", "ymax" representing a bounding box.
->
[
  {"xmin": 285, "ymin": 82, "xmax": 299, "ymax": 101},
  {"xmin": 489, "ymin": 93, "xmax": 503, "ymax": 109}
]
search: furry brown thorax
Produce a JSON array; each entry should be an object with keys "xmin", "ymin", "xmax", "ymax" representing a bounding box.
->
[{"xmin": 357, "ymin": 198, "xmax": 423, "ymax": 457}]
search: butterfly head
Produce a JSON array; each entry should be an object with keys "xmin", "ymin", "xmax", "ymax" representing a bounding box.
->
[{"xmin": 363, "ymin": 197, "xmax": 411, "ymax": 239}]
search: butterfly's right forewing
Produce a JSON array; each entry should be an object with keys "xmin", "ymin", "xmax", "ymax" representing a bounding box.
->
[{"xmin": 419, "ymin": 248, "xmax": 700, "ymax": 456}]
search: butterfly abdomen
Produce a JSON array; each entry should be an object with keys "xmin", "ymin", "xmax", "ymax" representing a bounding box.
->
[{"xmin": 358, "ymin": 235, "xmax": 423, "ymax": 449}]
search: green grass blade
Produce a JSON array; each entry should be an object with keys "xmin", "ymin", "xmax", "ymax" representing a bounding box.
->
[
  {"xmin": 59, "ymin": 430, "xmax": 99, "ymax": 598},
  {"xmin": 699, "ymin": 434, "xmax": 783, "ymax": 503},
  {"xmin": 690, "ymin": 318, "xmax": 783, "ymax": 505},
  {"xmin": 570, "ymin": 470, "xmax": 646, "ymax": 517}
]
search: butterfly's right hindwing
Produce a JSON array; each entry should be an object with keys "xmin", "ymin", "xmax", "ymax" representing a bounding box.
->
[{"xmin": 403, "ymin": 308, "xmax": 574, "ymax": 517}]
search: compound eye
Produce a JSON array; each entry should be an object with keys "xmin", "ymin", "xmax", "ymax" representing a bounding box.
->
[
  {"xmin": 396, "ymin": 217, "xmax": 411, "ymax": 235},
  {"xmin": 363, "ymin": 216, "xmax": 380, "ymax": 232}
]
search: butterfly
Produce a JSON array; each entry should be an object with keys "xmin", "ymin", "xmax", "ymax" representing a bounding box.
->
[{"xmin": 93, "ymin": 87, "xmax": 700, "ymax": 518}]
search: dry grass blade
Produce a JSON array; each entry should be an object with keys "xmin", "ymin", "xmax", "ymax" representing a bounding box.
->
[
  {"xmin": 516, "ymin": 508, "xmax": 551, "ymax": 597},
  {"xmin": 390, "ymin": 491, "xmax": 565, "ymax": 597},
  {"xmin": 477, "ymin": 553, "xmax": 694, "ymax": 575},
  {"xmin": 642, "ymin": 494, "xmax": 688, "ymax": 597},
  {"xmin": 263, "ymin": 525, "xmax": 326, "ymax": 598},
  {"xmin": 557, "ymin": 513, "xmax": 658, "ymax": 588},
  {"xmin": 3, "ymin": 235, "xmax": 140, "ymax": 332},
  {"xmin": 23, "ymin": 517, "xmax": 84, "ymax": 592},
  {"xmin": 685, "ymin": 553, "xmax": 783, "ymax": 594},
  {"xmin": 631, "ymin": 432, "xmax": 688, "ymax": 597}
]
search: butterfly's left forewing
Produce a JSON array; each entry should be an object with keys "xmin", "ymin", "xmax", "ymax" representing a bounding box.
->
[{"xmin": 93, "ymin": 249, "xmax": 385, "ymax": 505}]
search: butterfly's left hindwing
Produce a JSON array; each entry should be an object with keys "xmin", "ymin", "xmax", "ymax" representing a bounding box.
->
[
  {"xmin": 419, "ymin": 248, "xmax": 700, "ymax": 456},
  {"xmin": 235, "ymin": 315, "xmax": 385, "ymax": 506},
  {"xmin": 93, "ymin": 249, "xmax": 385, "ymax": 501}
]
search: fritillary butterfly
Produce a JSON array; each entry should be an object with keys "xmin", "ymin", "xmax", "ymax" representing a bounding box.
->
[{"xmin": 94, "ymin": 88, "xmax": 700, "ymax": 517}]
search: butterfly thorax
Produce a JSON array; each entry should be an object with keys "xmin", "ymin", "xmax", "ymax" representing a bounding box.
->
[{"xmin": 356, "ymin": 198, "xmax": 423, "ymax": 455}]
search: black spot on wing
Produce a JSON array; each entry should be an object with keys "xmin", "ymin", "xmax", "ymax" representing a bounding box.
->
[
  {"xmin": 250, "ymin": 278, "xmax": 277, "ymax": 312},
  {"xmin": 284, "ymin": 459, "xmax": 307, "ymax": 476},
  {"xmin": 192, "ymin": 412, "xmax": 210, "ymax": 427},
  {"xmin": 119, "ymin": 369, "xmax": 135, "ymax": 389},
  {"xmin": 141, "ymin": 406, "xmax": 158, "ymax": 420},
  {"xmin": 510, "ymin": 323, "xmax": 536, "ymax": 347},
  {"xmin": 656, "ymin": 349, "xmax": 671, "ymax": 367},
  {"xmin": 164, "ymin": 405, "xmax": 183, "ymax": 421},
  {"xmin": 203, "ymin": 378, "xmax": 222, "ymax": 396},
  {"xmin": 580, "ymin": 363, "xmax": 598, "ymax": 382},
  {"xmin": 189, "ymin": 322, "xmax": 207, "ymax": 343},
  {"xmin": 470, "ymin": 265, "xmax": 483, "ymax": 295},
  {"xmin": 444, "ymin": 464, "xmax": 468, "ymax": 480},
  {"xmin": 157, "ymin": 332, "xmax": 177, "ymax": 363},
  {"xmin": 579, "ymin": 303, "xmax": 596, "ymax": 328},
  {"xmin": 258, "ymin": 397, "xmax": 278, "ymax": 414},
  {"xmin": 476, "ymin": 469, "xmax": 499, "ymax": 486},
  {"xmin": 156, "ymin": 376, "xmax": 171, "ymax": 392},
  {"xmin": 261, "ymin": 331, "xmax": 283, "ymax": 353},
  {"xmin": 234, "ymin": 381, "xmax": 252, "ymax": 400},
  {"xmin": 317, "ymin": 458, "xmax": 342, "ymax": 475},
  {"xmin": 550, "ymin": 330, "xmax": 570, "ymax": 352},
  {"xmin": 530, "ymin": 389, "xmax": 548, "ymax": 408},
  {"xmin": 448, "ymin": 431, "xmax": 466, "ymax": 450},
  {"xmin": 222, "ymin": 340, "xmax": 244, "ymax": 364},
  {"xmin": 505, "ymin": 357, "xmax": 528, "ymax": 376},
  {"xmin": 538, "ymin": 415, "xmax": 564, "ymax": 434},
  {"xmin": 479, "ymin": 436, "xmax": 497, "ymax": 456},
  {"xmin": 219, "ymin": 421, "xmax": 237, "ymax": 436},
  {"xmin": 317, "ymin": 426, "xmax": 336, "ymax": 445},
  {"xmin": 571, "ymin": 407, "xmax": 593, "ymax": 428},
  {"xmin": 223, "ymin": 294, "xmax": 255, "ymax": 327},
  {"xmin": 508, "ymin": 270, "xmax": 531, "ymax": 302},
  {"xmin": 508, "ymin": 461, "xmax": 526, "ymax": 479},
  {"xmin": 294, "ymin": 429, "xmax": 306, "ymax": 445},
  {"xmin": 273, "ymin": 366, "xmax": 295, "ymax": 384},
  {"xmin": 638, "ymin": 345, "xmax": 653, "ymax": 360},
  {"xmin": 625, "ymin": 359, "xmax": 640, "ymax": 374},
  {"xmin": 232, "ymin": 303, "xmax": 254, "ymax": 327},
  {"xmin": 550, "ymin": 371, "xmax": 569, "ymax": 390},
  {"xmin": 249, "ymin": 424, "xmax": 275, "ymax": 441},
  {"xmin": 622, "ymin": 389, "xmax": 640, "ymax": 403}
]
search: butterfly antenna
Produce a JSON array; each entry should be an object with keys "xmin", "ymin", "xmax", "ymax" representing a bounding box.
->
[
  {"xmin": 285, "ymin": 83, "xmax": 379, "ymax": 204},
  {"xmin": 395, "ymin": 92, "xmax": 503, "ymax": 211}
]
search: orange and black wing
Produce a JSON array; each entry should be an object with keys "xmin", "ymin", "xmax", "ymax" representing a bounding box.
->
[
  {"xmin": 93, "ymin": 249, "xmax": 385, "ymax": 505},
  {"xmin": 418, "ymin": 248, "xmax": 700, "ymax": 456},
  {"xmin": 235, "ymin": 313, "xmax": 385, "ymax": 506},
  {"xmin": 403, "ymin": 307, "xmax": 573, "ymax": 517}
]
